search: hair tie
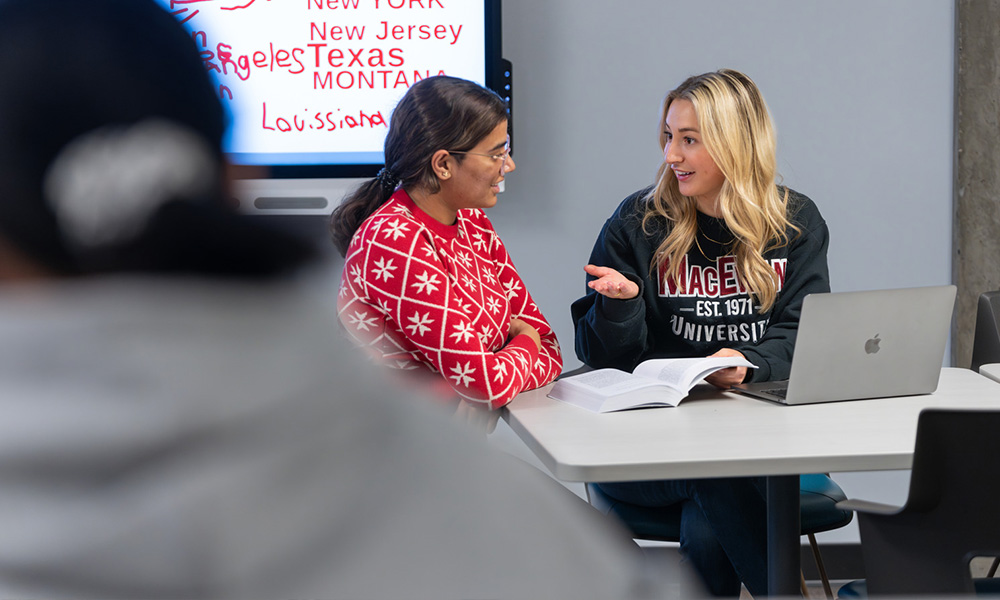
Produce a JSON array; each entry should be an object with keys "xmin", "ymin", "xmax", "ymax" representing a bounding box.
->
[{"xmin": 375, "ymin": 167, "xmax": 400, "ymax": 192}]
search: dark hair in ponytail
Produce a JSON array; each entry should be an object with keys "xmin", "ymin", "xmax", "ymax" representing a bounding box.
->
[{"xmin": 329, "ymin": 76, "xmax": 508, "ymax": 256}]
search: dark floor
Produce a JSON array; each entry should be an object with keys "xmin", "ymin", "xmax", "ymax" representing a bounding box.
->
[{"xmin": 639, "ymin": 543, "xmax": 998, "ymax": 599}]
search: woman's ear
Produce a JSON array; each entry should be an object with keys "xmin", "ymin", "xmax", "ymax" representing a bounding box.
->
[{"xmin": 429, "ymin": 149, "xmax": 453, "ymax": 181}]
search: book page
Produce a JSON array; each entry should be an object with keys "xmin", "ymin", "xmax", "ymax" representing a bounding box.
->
[
  {"xmin": 632, "ymin": 356, "xmax": 756, "ymax": 392},
  {"xmin": 565, "ymin": 369, "xmax": 667, "ymax": 396},
  {"xmin": 632, "ymin": 358, "xmax": 708, "ymax": 389},
  {"xmin": 548, "ymin": 369, "xmax": 683, "ymax": 413},
  {"xmin": 549, "ymin": 358, "xmax": 754, "ymax": 413}
]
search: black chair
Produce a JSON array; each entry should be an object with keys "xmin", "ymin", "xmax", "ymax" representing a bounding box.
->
[
  {"xmin": 971, "ymin": 291, "xmax": 1000, "ymax": 585},
  {"xmin": 587, "ymin": 474, "xmax": 853, "ymax": 599},
  {"xmin": 836, "ymin": 409, "xmax": 1000, "ymax": 596},
  {"xmin": 971, "ymin": 290, "xmax": 1000, "ymax": 373}
]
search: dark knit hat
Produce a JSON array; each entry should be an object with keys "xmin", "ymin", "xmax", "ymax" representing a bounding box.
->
[{"xmin": 0, "ymin": 0, "xmax": 314, "ymax": 277}]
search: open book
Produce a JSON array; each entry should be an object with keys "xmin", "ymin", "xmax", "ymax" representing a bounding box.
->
[{"xmin": 548, "ymin": 356, "xmax": 756, "ymax": 413}]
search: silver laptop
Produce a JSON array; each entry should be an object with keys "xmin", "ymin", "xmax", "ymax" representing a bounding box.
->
[{"xmin": 732, "ymin": 285, "xmax": 956, "ymax": 405}]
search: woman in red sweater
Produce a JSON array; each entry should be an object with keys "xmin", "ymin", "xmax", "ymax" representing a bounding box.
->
[{"xmin": 331, "ymin": 76, "xmax": 562, "ymax": 410}]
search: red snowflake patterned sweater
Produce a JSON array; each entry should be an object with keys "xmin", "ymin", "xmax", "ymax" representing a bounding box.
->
[{"xmin": 338, "ymin": 190, "xmax": 563, "ymax": 409}]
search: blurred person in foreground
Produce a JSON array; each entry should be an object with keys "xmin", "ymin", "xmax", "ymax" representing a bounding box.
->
[{"xmin": 0, "ymin": 0, "xmax": 676, "ymax": 598}]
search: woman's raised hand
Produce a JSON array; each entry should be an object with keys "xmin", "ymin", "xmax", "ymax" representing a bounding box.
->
[{"xmin": 584, "ymin": 264, "xmax": 640, "ymax": 300}]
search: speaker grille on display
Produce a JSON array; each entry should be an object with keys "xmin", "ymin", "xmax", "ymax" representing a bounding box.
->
[{"xmin": 253, "ymin": 197, "xmax": 329, "ymax": 211}]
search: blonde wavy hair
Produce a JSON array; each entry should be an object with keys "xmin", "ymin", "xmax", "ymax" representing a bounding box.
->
[{"xmin": 642, "ymin": 68, "xmax": 796, "ymax": 313}]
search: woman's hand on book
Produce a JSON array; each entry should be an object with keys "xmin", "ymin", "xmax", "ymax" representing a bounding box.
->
[
  {"xmin": 704, "ymin": 348, "xmax": 749, "ymax": 388},
  {"xmin": 584, "ymin": 264, "xmax": 639, "ymax": 300}
]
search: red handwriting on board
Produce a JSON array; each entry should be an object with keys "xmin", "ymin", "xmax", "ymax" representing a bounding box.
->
[
  {"xmin": 375, "ymin": 21, "xmax": 461, "ymax": 44},
  {"xmin": 261, "ymin": 103, "xmax": 387, "ymax": 132},
  {"xmin": 164, "ymin": 0, "xmax": 206, "ymax": 24},
  {"xmin": 309, "ymin": 23, "xmax": 366, "ymax": 41},
  {"xmin": 194, "ymin": 31, "xmax": 308, "ymax": 81},
  {"xmin": 220, "ymin": 0, "xmax": 271, "ymax": 10},
  {"xmin": 166, "ymin": 0, "xmax": 271, "ymax": 22},
  {"xmin": 307, "ymin": 0, "xmax": 362, "ymax": 8},
  {"xmin": 313, "ymin": 69, "xmax": 445, "ymax": 90},
  {"xmin": 216, "ymin": 43, "xmax": 251, "ymax": 80},
  {"xmin": 373, "ymin": 0, "xmax": 445, "ymax": 8},
  {"xmin": 306, "ymin": 45, "xmax": 404, "ymax": 68},
  {"xmin": 173, "ymin": 0, "xmax": 463, "ymax": 99},
  {"xmin": 249, "ymin": 44, "xmax": 307, "ymax": 73},
  {"xmin": 307, "ymin": 0, "xmax": 449, "ymax": 7}
]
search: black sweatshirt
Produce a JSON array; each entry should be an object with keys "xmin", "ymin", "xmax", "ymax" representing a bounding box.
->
[{"xmin": 571, "ymin": 186, "xmax": 830, "ymax": 383}]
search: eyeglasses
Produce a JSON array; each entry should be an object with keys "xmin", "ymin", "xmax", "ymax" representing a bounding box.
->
[{"xmin": 448, "ymin": 136, "xmax": 512, "ymax": 172}]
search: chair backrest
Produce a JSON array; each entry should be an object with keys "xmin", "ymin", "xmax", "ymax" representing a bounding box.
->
[
  {"xmin": 971, "ymin": 291, "xmax": 1000, "ymax": 372},
  {"xmin": 585, "ymin": 483, "xmax": 682, "ymax": 541},
  {"xmin": 859, "ymin": 409, "xmax": 1000, "ymax": 595}
]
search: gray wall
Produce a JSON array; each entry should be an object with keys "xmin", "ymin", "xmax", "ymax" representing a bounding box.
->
[
  {"xmin": 485, "ymin": 0, "xmax": 955, "ymax": 544},
  {"xmin": 955, "ymin": 0, "xmax": 1000, "ymax": 368}
]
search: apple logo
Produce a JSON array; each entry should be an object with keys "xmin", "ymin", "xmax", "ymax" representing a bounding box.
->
[{"xmin": 865, "ymin": 334, "xmax": 881, "ymax": 355}]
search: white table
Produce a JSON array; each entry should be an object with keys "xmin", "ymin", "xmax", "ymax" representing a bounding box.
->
[
  {"xmin": 503, "ymin": 367, "xmax": 1000, "ymax": 596},
  {"xmin": 980, "ymin": 363, "xmax": 1000, "ymax": 384}
]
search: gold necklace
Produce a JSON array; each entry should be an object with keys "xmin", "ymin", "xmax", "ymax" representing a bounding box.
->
[
  {"xmin": 693, "ymin": 227, "xmax": 736, "ymax": 263},
  {"xmin": 700, "ymin": 229, "xmax": 734, "ymax": 245},
  {"xmin": 698, "ymin": 217, "xmax": 735, "ymax": 245},
  {"xmin": 693, "ymin": 234, "xmax": 720, "ymax": 263}
]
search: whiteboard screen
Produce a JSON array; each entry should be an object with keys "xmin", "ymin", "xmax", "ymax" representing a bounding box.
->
[{"xmin": 157, "ymin": 0, "xmax": 501, "ymax": 177}]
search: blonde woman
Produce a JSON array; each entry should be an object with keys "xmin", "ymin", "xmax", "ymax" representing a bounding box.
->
[{"xmin": 571, "ymin": 69, "xmax": 830, "ymax": 596}]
